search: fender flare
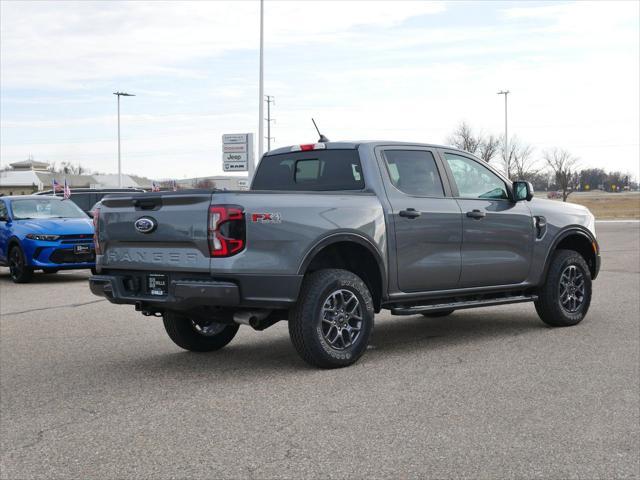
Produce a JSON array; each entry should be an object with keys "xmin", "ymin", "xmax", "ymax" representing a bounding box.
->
[
  {"xmin": 542, "ymin": 226, "xmax": 597, "ymax": 279},
  {"xmin": 297, "ymin": 232, "xmax": 388, "ymax": 297}
]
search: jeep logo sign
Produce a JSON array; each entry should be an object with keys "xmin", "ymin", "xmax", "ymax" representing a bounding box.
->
[{"xmin": 134, "ymin": 217, "xmax": 157, "ymax": 234}]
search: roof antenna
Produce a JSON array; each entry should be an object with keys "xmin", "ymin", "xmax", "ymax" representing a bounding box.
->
[{"xmin": 312, "ymin": 118, "xmax": 329, "ymax": 143}]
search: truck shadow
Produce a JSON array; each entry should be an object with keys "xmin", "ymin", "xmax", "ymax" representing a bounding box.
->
[{"xmin": 111, "ymin": 309, "xmax": 546, "ymax": 376}]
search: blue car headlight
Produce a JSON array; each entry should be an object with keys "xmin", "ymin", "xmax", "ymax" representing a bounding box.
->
[{"xmin": 26, "ymin": 234, "xmax": 60, "ymax": 241}]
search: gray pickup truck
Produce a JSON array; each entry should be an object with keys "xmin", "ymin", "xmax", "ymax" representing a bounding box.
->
[{"xmin": 89, "ymin": 141, "xmax": 600, "ymax": 368}]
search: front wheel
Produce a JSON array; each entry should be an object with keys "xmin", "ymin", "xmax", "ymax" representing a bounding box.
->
[
  {"xmin": 535, "ymin": 249, "xmax": 592, "ymax": 327},
  {"xmin": 289, "ymin": 269, "xmax": 375, "ymax": 368},
  {"xmin": 8, "ymin": 246, "xmax": 33, "ymax": 283},
  {"xmin": 162, "ymin": 311, "xmax": 239, "ymax": 352}
]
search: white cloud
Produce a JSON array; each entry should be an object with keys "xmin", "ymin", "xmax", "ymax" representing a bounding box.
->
[
  {"xmin": 0, "ymin": 0, "xmax": 444, "ymax": 89},
  {"xmin": 1, "ymin": 1, "xmax": 638, "ymax": 179}
]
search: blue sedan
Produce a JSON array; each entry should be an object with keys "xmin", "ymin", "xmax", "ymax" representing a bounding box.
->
[{"xmin": 0, "ymin": 195, "xmax": 96, "ymax": 283}]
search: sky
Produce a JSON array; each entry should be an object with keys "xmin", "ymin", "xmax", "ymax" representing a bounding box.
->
[{"xmin": 1, "ymin": 0, "xmax": 638, "ymax": 180}]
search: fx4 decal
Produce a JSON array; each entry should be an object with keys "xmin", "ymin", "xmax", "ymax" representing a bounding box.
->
[{"xmin": 251, "ymin": 212, "xmax": 282, "ymax": 224}]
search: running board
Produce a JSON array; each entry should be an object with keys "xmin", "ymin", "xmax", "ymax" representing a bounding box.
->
[{"xmin": 390, "ymin": 294, "xmax": 538, "ymax": 316}]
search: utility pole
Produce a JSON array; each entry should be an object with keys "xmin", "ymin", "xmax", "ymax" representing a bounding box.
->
[
  {"xmin": 113, "ymin": 91, "xmax": 135, "ymax": 188},
  {"xmin": 497, "ymin": 90, "xmax": 509, "ymax": 176},
  {"xmin": 265, "ymin": 95, "xmax": 275, "ymax": 151},
  {"xmin": 258, "ymin": 0, "xmax": 264, "ymax": 160}
]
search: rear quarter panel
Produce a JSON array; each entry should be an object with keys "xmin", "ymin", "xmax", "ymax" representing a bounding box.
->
[{"xmin": 209, "ymin": 191, "xmax": 386, "ymax": 276}]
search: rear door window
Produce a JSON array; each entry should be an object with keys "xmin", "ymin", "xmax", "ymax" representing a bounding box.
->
[
  {"xmin": 252, "ymin": 150, "xmax": 364, "ymax": 191},
  {"xmin": 383, "ymin": 150, "xmax": 444, "ymax": 197}
]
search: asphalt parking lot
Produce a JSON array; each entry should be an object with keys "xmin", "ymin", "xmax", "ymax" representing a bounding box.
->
[{"xmin": 1, "ymin": 222, "xmax": 638, "ymax": 479}]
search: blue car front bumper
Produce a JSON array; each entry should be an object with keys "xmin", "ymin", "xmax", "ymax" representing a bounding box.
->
[{"xmin": 24, "ymin": 237, "xmax": 95, "ymax": 269}]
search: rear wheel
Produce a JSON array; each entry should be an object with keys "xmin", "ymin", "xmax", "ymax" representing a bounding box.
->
[
  {"xmin": 422, "ymin": 309, "xmax": 455, "ymax": 318},
  {"xmin": 162, "ymin": 311, "xmax": 239, "ymax": 352},
  {"xmin": 289, "ymin": 269, "xmax": 374, "ymax": 368},
  {"xmin": 8, "ymin": 246, "xmax": 33, "ymax": 283},
  {"xmin": 535, "ymin": 249, "xmax": 592, "ymax": 327}
]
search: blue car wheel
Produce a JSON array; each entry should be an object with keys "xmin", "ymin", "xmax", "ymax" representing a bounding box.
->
[{"xmin": 9, "ymin": 245, "xmax": 33, "ymax": 283}]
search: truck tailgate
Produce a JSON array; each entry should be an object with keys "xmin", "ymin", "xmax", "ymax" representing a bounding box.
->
[{"xmin": 98, "ymin": 192, "xmax": 212, "ymax": 272}]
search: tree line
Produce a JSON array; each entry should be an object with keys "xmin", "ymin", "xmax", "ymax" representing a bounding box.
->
[{"xmin": 446, "ymin": 121, "xmax": 636, "ymax": 201}]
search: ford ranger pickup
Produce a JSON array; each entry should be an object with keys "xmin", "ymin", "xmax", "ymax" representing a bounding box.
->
[{"xmin": 89, "ymin": 141, "xmax": 600, "ymax": 368}]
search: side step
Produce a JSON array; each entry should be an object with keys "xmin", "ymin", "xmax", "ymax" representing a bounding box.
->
[{"xmin": 390, "ymin": 294, "xmax": 538, "ymax": 316}]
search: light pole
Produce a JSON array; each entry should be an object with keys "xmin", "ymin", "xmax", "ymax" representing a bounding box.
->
[
  {"xmin": 497, "ymin": 90, "xmax": 509, "ymax": 175},
  {"xmin": 257, "ymin": 0, "xmax": 264, "ymax": 161},
  {"xmin": 113, "ymin": 91, "xmax": 135, "ymax": 188},
  {"xmin": 265, "ymin": 95, "xmax": 275, "ymax": 151}
]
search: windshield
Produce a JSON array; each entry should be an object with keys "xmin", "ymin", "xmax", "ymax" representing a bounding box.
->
[{"xmin": 11, "ymin": 198, "xmax": 88, "ymax": 220}]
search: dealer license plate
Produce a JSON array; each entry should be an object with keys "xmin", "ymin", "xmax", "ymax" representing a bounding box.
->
[{"xmin": 147, "ymin": 274, "xmax": 168, "ymax": 296}]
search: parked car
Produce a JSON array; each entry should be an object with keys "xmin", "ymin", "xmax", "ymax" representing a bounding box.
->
[
  {"xmin": 0, "ymin": 195, "xmax": 95, "ymax": 283},
  {"xmin": 37, "ymin": 188, "xmax": 145, "ymax": 215},
  {"xmin": 89, "ymin": 141, "xmax": 600, "ymax": 368}
]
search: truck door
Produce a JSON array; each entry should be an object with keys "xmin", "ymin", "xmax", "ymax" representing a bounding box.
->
[
  {"xmin": 378, "ymin": 148, "xmax": 462, "ymax": 292},
  {"xmin": 440, "ymin": 151, "xmax": 534, "ymax": 288}
]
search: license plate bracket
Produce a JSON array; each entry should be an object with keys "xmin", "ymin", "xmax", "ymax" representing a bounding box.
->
[
  {"xmin": 74, "ymin": 244, "xmax": 90, "ymax": 254},
  {"xmin": 147, "ymin": 274, "xmax": 168, "ymax": 296}
]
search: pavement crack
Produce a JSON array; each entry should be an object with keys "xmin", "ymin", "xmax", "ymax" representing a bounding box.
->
[{"xmin": 1, "ymin": 299, "xmax": 106, "ymax": 317}]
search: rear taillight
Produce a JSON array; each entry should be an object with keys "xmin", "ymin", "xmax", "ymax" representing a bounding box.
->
[
  {"xmin": 208, "ymin": 204, "xmax": 245, "ymax": 257},
  {"xmin": 92, "ymin": 207, "xmax": 101, "ymax": 255}
]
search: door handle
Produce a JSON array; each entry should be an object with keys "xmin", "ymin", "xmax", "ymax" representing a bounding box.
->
[
  {"xmin": 399, "ymin": 208, "xmax": 421, "ymax": 219},
  {"xmin": 466, "ymin": 209, "xmax": 486, "ymax": 219}
]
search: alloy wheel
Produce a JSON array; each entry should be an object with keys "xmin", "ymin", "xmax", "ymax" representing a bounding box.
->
[
  {"xmin": 558, "ymin": 265, "xmax": 586, "ymax": 313},
  {"xmin": 320, "ymin": 289, "xmax": 363, "ymax": 350},
  {"xmin": 9, "ymin": 248, "xmax": 23, "ymax": 280}
]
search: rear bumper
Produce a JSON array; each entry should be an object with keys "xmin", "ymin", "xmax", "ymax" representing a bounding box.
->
[{"xmin": 89, "ymin": 271, "xmax": 302, "ymax": 310}]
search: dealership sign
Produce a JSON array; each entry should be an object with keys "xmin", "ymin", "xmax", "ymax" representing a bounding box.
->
[{"xmin": 222, "ymin": 133, "xmax": 253, "ymax": 172}]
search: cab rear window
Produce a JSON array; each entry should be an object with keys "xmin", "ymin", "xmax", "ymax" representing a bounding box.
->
[{"xmin": 252, "ymin": 150, "xmax": 364, "ymax": 191}]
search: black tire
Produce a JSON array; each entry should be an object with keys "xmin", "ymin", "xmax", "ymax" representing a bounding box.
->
[
  {"xmin": 8, "ymin": 245, "xmax": 33, "ymax": 283},
  {"xmin": 535, "ymin": 249, "xmax": 592, "ymax": 327},
  {"xmin": 42, "ymin": 268, "xmax": 59, "ymax": 274},
  {"xmin": 422, "ymin": 309, "xmax": 455, "ymax": 318},
  {"xmin": 162, "ymin": 311, "xmax": 239, "ymax": 352},
  {"xmin": 288, "ymin": 268, "xmax": 375, "ymax": 369},
  {"xmin": 91, "ymin": 267, "xmax": 98, "ymax": 275}
]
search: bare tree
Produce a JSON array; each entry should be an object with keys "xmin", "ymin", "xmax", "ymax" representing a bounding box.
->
[
  {"xmin": 543, "ymin": 148, "xmax": 579, "ymax": 201},
  {"xmin": 447, "ymin": 122, "xmax": 499, "ymax": 163},
  {"xmin": 447, "ymin": 121, "xmax": 482, "ymax": 154},
  {"xmin": 500, "ymin": 136, "xmax": 536, "ymax": 179},
  {"xmin": 511, "ymin": 141, "xmax": 537, "ymax": 181},
  {"xmin": 478, "ymin": 134, "xmax": 500, "ymax": 163}
]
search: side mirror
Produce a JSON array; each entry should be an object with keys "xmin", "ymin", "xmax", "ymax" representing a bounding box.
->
[{"xmin": 513, "ymin": 181, "xmax": 534, "ymax": 202}]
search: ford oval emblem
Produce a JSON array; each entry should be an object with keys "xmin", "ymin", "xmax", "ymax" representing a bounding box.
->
[{"xmin": 134, "ymin": 217, "xmax": 157, "ymax": 234}]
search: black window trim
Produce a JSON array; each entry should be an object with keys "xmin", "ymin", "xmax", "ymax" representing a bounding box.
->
[
  {"xmin": 437, "ymin": 148, "xmax": 515, "ymax": 202},
  {"xmin": 252, "ymin": 149, "xmax": 367, "ymax": 192},
  {"xmin": 375, "ymin": 146, "xmax": 454, "ymax": 199}
]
